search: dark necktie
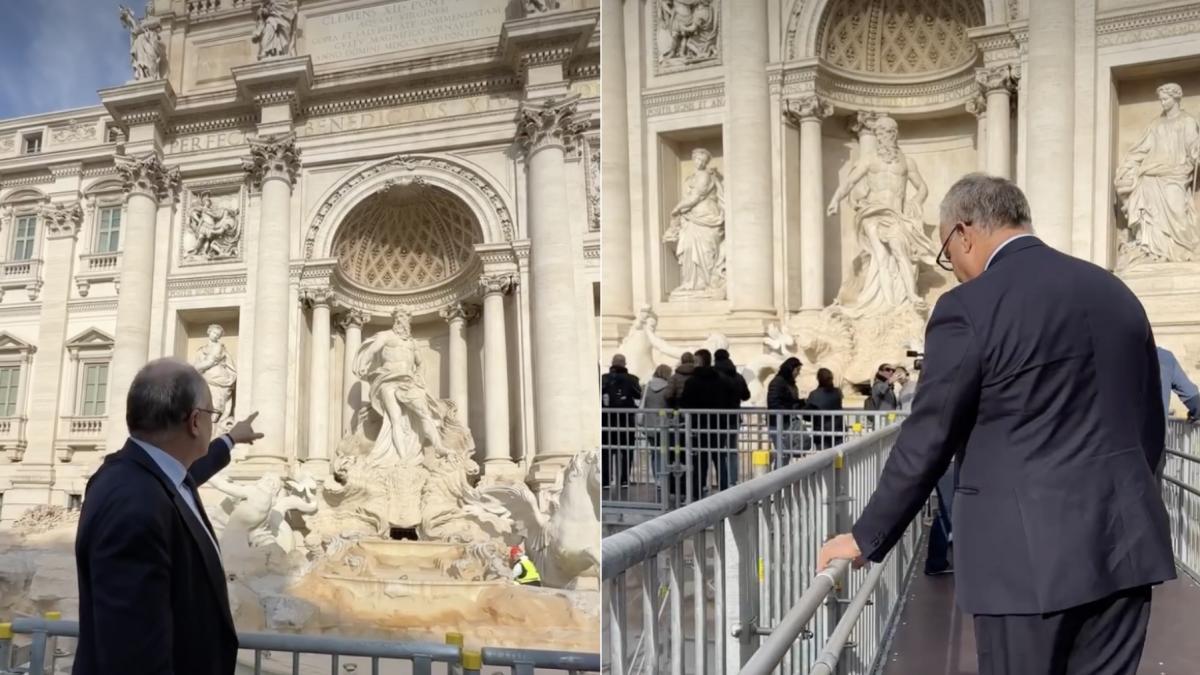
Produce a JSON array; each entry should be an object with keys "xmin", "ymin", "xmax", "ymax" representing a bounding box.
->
[{"xmin": 182, "ymin": 475, "xmax": 220, "ymax": 551}]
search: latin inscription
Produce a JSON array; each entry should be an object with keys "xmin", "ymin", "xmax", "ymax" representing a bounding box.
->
[
  {"xmin": 167, "ymin": 130, "xmax": 247, "ymax": 155},
  {"xmin": 305, "ymin": 0, "xmax": 508, "ymax": 64},
  {"xmin": 299, "ymin": 94, "xmax": 518, "ymax": 137}
]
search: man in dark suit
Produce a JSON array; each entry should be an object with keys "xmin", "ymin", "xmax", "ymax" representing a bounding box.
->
[
  {"xmin": 818, "ymin": 174, "xmax": 1175, "ymax": 675},
  {"xmin": 74, "ymin": 358, "xmax": 264, "ymax": 675}
]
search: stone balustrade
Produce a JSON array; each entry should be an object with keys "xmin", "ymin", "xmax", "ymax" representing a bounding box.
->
[
  {"xmin": 0, "ymin": 416, "xmax": 28, "ymax": 462},
  {"xmin": 76, "ymin": 251, "xmax": 123, "ymax": 297}
]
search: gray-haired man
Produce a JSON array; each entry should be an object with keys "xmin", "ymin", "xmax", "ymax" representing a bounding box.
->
[
  {"xmin": 74, "ymin": 358, "xmax": 263, "ymax": 675},
  {"xmin": 820, "ymin": 173, "xmax": 1174, "ymax": 674}
]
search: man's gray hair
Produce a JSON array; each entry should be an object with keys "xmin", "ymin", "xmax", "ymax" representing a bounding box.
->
[
  {"xmin": 127, "ymin": 358, "xmax": 210, "ymax": 434},
  {"xmin": 939, "ymin": 173, "xmax": 1032, "ymax": 232}
]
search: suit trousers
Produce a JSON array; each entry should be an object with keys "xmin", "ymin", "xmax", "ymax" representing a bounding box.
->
[{"xmin": 974, "ymin": 585, "xmax": 1152, "ymax": 675}]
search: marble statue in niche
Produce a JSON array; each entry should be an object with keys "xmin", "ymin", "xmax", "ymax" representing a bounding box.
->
[
  {"xmin": 192, "ymin": 324, "xmax": 237, "ymax": 433},
  {"xmin": 184, "ymin": 192, "xmax": 241, "ymax": 261},
  {"xmin": 827, "ymin": 115, "xmax": 938, "ymax": 316},
  {"xmin": 119, "ymin": 4, "xmax": 164, "ymax": 81},
  {"xmin": 657, "ymin": 0, "xmax": 720, "ymax": 67},
  {"xmin": 353, "ymin": 308, "xmax": 472, "ymax": 465},
  {"xmin": 665, "ymin": 148, "xmax": 726, "ymax": 300},
  {"xmin": 524, "ymin": 0, "xmax": 560, "ymax": 13},
  {"xmin": 1114, "ymin": 82, "xmax": 1200, "ymax": 268},
  {"xmin": 252, "ymin": 0, "xmax": 298, "ymax": 60}
]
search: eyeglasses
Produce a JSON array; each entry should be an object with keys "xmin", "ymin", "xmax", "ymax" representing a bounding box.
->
[
  {"xmin": 193, "ymin": 407, "xmax": 221, "ymax": 420},
  {"xmin": 936, "ymin": 222, "xmax": 969, "ymax": 272}
]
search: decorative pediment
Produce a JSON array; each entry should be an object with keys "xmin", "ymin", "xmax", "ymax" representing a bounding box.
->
[
  {"xmin": 0, "ymin": 331, "xmax": 36, "ymax": 356},
  {"xmin": 65, "ymin": 328, "xmax": 115, "ymax": 356},
  {"xmin": 1, "ymin": 188, "xmax": 48, "ymax": 206}
]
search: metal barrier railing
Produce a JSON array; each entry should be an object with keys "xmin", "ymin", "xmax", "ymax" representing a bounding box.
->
[
  {"xmin": 601, "ymin": 409, "xmax": 906, "ymax": 516},
  {"xmin": 602, "ymin": 424, "xmax": 919, "ymax": 674},
  {"xmin": 0, "ymin": 617, "xmax": 599, "ymax": 675},
  {"xmin": 1163, "ymin": 418, "xmax": 1200, "ymax": 580}
]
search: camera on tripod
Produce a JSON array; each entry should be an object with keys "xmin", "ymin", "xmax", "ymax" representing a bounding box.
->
[{"xmin": 906, "ymin": 349, "xmax": 925, "ymax": 372}]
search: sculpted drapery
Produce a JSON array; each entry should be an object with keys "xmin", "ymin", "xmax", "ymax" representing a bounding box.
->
[
  {"xmin": 1115, "ymin": 83, "xmax": 1200, "ymax": 267},
  {"xmin": 665, "ymin": 148, "xmax": 726, "ymax": 300}
]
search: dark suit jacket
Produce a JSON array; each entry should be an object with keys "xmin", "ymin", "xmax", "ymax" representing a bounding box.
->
[
  {"xmin": 852, "ymin": 236, "xmax": 1175, "ymax": 615},
  {"xmin": 74, "ymin": 437, "xmax": 238, "ymax": 675}
]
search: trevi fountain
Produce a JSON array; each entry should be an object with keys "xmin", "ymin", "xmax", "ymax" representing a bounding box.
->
[{"xmin": 0, "ymin": 0, "xmax": 603, "ymax": 669}]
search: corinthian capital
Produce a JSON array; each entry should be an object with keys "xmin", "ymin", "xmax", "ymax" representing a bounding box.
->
[
  {"xmin": 975, "ymin": 65, "xmax": 1018, "ymax": 94},
  {"xmin": 242, "ymin": 132, "xmax": 301, "ymax": 187},
  {"xmin": 783, "ymin": 95, "xmax": 833, "ymax": 126},
  {"xmin": 41, "ymin": 201, "xmax": 84, "ymax": 239},
  {"xmin": 516, "ymin": 95, "xmax": 590, "ymax": 156},
  {"xmin": 115, "ymin": 153, "xmax": 181, "ymax": 201},
  {"xmin": 439, "ymin": 302, "xmax": 480, "ymax": 324},
  {"xmin": 300, "ymin": 285, "xmax": 334, "ymax": 308},
  {"xmin": 478, "ymin": 274, "xmax": 516, "ymax": 297},
  {"xmin": 965, "ymin": 95, "xmax": 987, "ymax": 119},
  {"xmin": 338, "ymin": 309, "xmax": 370, "ymax": 331}
]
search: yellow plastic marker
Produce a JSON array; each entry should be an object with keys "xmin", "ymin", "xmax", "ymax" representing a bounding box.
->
[
  {"xmin": 43, "ymin": 611, "xmax": 61, "ymax": 621},
  {"xmin": 834, "ymin": 453, "xmax": 844, "ymax": 470},
  {"xmin": 0, "ymin": 622, "xmax": 12, "ymax": 639},
  {"xmin": 462, "ymin": 651, "xmax": 483, "ymax": 670},
  {"xmin": 445, "ymin": 632, "xmax": 464, "ymax": 648},
  {"xmin": 851, "ymin": 422, "xmax": 863, "ymax": 433},
  {"xmin": 757, "ymin": 557, "xmax": 764, "ymax": 582},
  {"xmin": 887, "ymin": 413, "xmax": 896, "ymax": 422},
  {"xmin": 752, "ymin": 450, "xmax": 771, "ymax": 466}
]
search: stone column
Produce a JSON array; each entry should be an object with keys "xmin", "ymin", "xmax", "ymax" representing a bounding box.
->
[
  {"xmin": 107, "ymin": 154, "xmax": 179, "ymax": 452},
  {"xmin": 785, "ymin": 96, "xmax": 834, "ymax": 310},
  {"xmin": 724, "ymin": 0, "xmax": 775, "ymax": 313},
  {"xmin": 977, "ymin": 66, "xmax": 1018, "ymax": 179},
  {"xmin": 242, "ymin": 133, "xmax": 300, "ymax": 464},
  {"xmin": 338, "ymin": 309, "xmax": 368, "ymax": 434},
  {"xmin": 517, "ymin": 97, "xmax": 587, "ymax": 470},
  {"xmin": 7, "ymin": 202, "xmax": 83, "ymax": 517},
  {"xmin": 1024, "ymin": 0, "xmax": 1074, "ymax": 251},
  {"xmin": 479, "ymin": 274, "xmax": 515, "ymax": 473},
  {"xmin": 302, "ymin": 286, "xmax": 333, "ymax": 476},
  {"xmin": 966, "ymin": 95, "xmax": 988, "ymax": 172},
  {"xmin": 600, "ymin": 0, "xmax": 634, "ymax": 320},
  {"xmin": 439, "ymin": 302, "xmax": 478, "ymax": 426}
]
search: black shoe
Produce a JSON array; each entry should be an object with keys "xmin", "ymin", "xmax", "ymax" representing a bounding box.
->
[{"xmin": 924, "ymin": 566, "xmax": 954, "ymax": 576}]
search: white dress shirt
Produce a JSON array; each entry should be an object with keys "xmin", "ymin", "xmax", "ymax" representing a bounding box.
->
[
  {"xmin": 985, "ymin": 233, "xmax": 1036, "ymax": 271},
  {"xmin": 131, "ymin": 436, "xmax": 231, "ymax": 554}
]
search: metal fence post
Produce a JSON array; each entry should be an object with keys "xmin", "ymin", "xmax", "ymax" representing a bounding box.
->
[
  {"xmin": 829, "ymin": 452, "xmax": 853, "ymax": 675},
  {"xmin": 0, "ymin": 622, "xmax": 11, "ymax": 672},
  {"xmin": 724, "ymin": 505, "xmax": 760, "ymax": 671},
  {"xmin": 461, "ymin": 650, "xmax": 481, "ymax": 675}
]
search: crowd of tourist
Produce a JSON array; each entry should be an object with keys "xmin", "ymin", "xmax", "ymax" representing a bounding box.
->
[{"xmin": 600, "ymin": 350, "xmax": 921, "ymax": 501}]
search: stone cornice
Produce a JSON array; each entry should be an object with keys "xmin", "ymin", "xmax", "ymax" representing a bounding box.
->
[
  {"xmin": 168, "ymin": 113, "xmax": 256, "ymax": 136},
  {"xmin": 1096, "ymin": 3, "xmax": 1200, "ymax": 47},
  {"xmin": 302, "ymin": 75, "xmax": 521, "ymax": 118},
  {"xmin": 166, "ymin": 272, "xmax": 247, "ymax": 298}
]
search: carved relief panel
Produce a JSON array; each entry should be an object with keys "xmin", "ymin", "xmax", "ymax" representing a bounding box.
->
[
  {"xmin": 653, "ymin": 0, "xmax": 722, "ymax": 74},
  {"xmin": 179, "ymin": 182, "xmax": 247, "ymax": 265}
]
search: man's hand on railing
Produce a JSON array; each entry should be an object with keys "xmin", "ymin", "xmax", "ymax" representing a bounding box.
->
[{"xmin": 817, "ymin": 533, "xmax": 867, "ymax": 572}]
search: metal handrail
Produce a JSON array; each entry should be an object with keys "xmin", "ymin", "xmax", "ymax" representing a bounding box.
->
[
  {"xmin": 602, "ymin": 428, "xmax": 899, "ymax": 577},
  {"xmin": 2, "ymin": 618, "xmax": 598, "ymax": 675},
  {"xmin": 737, "ymin": 559, "xmax": 851, "ymax": 674}
]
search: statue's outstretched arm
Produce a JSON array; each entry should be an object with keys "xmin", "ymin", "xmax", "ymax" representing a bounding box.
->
[{"xmin": 828, "ymin": 160, "xmax": 869, "ymax": 214}]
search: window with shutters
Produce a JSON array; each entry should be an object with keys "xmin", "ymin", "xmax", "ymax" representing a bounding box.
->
[
  {"xmin": 79, "ymin": 362, "xmax": 109, "ymax": 417},
  {"xmin": 12, "ymin": 214, "xmax": 37, "ymax": 261}
]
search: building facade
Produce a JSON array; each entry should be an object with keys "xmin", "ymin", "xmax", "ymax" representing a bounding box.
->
[
  {"xmin": 0, "ymin": 0, "xmax": 601, "ymax": 523},
  {"xmin": 602, "ymin": 0, "xmax": 1200, "ymax": 408}
]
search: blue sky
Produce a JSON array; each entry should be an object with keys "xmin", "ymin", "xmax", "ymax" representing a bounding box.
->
[{"xmin": 0, "ymin": 0, "xmax": 131, "ymax": 119}]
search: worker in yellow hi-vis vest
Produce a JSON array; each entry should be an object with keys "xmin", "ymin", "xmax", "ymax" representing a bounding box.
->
[{"xmin": 510, "ymin": 546, "xmax": 542, "ymax": 587}]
